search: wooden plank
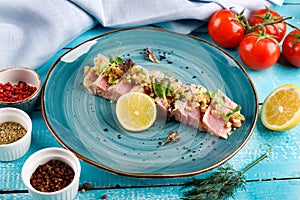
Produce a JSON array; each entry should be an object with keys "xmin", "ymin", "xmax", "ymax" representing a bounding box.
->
[
  {"xmin": 1, "ymin": 110, "xmax": 300, "ymax": 190},
  {"xmin": 1, "ymin": 179, "xmax": 300, "ymax": 200},
  {"xmin": 283, "ymin": 0, "xmax": 300, "ymax": 4}
]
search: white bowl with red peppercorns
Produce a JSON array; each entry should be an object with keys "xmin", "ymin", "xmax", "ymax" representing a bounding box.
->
[
  {"xmin": 0, "ymin": 107, "xmax": 32, "ymax": 161},
  {"xmin": 22, "ymin": 147, "xmax": 81, "ymax": 200},
  {"xmin": 0, "ymin": 67, "xmax": 41, "ymax": 113}
]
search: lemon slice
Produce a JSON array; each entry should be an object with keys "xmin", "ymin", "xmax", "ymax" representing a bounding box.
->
[
  {"xmin": 261, "ymin": 84, "xmax": 300, "ymax": 131},
  {"xmin": 116, "ymin": 92, "xmax": 157, "ymax": 132}
]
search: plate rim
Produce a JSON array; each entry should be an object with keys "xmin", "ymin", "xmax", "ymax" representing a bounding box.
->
[{"xmin": 41, "ymin": 27, "xmax": 259, "ymax": 178}]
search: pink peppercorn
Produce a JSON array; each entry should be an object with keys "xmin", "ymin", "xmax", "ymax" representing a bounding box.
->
[{"xmin": 0, "ymin": 81, "xmax": 37, "ymax": 102}]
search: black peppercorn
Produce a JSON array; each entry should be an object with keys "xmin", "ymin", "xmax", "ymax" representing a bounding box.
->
[
  {"xmin": 81, "ymin": 182, "xmax": 91, "ymax": 192},
  {"xmin": 30, "ymin": 159, "xmax": 75, "ymax": 192}
]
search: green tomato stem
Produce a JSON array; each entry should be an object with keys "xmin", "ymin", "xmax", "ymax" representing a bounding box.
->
[
  {"xmin": 246, "ymin": 16, "xmax": 293, "ymax": 34},
  {"xmin": 286, "ymin": 22, "xmax": 300, "ymax": 31}
]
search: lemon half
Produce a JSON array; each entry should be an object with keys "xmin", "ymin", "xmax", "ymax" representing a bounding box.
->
[
  {"xmin": 261, "ymin": 84, "xmax": 300, "ymax": 131},
  {"xmin": 116, "ymin": 92, "xmax": 157, "ymax": 132}
]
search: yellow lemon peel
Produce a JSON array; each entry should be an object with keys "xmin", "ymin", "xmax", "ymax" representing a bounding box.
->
[
  {"xmin": 116, "ymin": 92, "xmax": 157, "ymax": 132},
  {"xmin": 261, "ymin": 84, "xmax": 300, "ymax": 131}
]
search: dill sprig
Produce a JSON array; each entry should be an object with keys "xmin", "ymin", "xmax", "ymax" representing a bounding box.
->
[{"xmin": 181, "ymin": 144, "xmax": 272, "ymax": 200}]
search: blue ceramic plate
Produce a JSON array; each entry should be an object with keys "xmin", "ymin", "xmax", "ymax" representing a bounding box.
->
[{"xmin": 42, "ymin": 28, "xmax": 258, "ymax": 178}]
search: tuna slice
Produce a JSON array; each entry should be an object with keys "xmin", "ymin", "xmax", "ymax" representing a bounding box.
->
[
  {"xmin": 186, "ymin": 108, "xmax": 202, "ymax": 130},
  {"xmin": 130, "ymin": 85, "xmax": 145, "ymax": 93},
  {"xmin": 95, "ymin": 76, "xmax": 113, "ymax": 100},
  {"xmin": 155, "ymin": 97, "xmax": 170, "ymax": 117},
  {"xmin": 202, "ymin": 90, "xmax": 237, "ymax": 139},
  {"xmin": 83, "ymin": 69, "xmax": 100, "ymax": 95},
  {"xmin": 109, "ymin": 79, "xmax": 135, "ymax": 102},
  {"xmin": 172, "ymin": 100, "xmax": 204, "ymax": 130},
  {"xmin": 172, "ymin": 100, "xmax": 189, "ymax": 125}
]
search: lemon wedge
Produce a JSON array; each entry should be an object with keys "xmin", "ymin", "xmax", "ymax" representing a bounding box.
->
[
  {"xmin": 261, "ymin": 84, "xmax": 300, "ymax": 131},
  {"xmin": 116, "ymin": 92, "xmax": 157, "ymax": 132}
]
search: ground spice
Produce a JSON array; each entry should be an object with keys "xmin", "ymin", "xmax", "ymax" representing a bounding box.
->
[
  {"xmin": 0, "ymin": 81, "xmax": 37, "ymax": 102},
  {"xmin": 0, "ymin": 121, "xmax": 27, "ymax": 144},
  {"xmin": 30, "ymin": 159, "xmax": 75, "ymax": 192}
]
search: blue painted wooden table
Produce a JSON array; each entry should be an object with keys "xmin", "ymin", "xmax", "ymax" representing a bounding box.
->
[{"xmin": 1, "ymin": 1, "xmax": 300, "ymax": 199}]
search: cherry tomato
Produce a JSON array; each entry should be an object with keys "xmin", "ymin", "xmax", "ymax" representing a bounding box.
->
[
  {"xmin": 208, "ymin": 9, "xmax": 245, "ymax": 48},
  {"xmin": 282, "ymin": 30, "xmax": 300, "ymax": 67},
  {"xmin": 248, "ymin": 8, "xmax": 286, "ymax": 42},
  {"xmin": 238, "ymin": 33, "xmax": 280, "ymax": 70}
]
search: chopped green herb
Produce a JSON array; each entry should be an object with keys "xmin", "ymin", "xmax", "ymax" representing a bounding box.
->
[
  {"xmin": 109, "ymin": 55, "xmax": 123, "ymax": 66},
  {"xmin": 153, "ymin": 79, "xmax": 171, "ymax": 105},
  {"xmin": 213, "ymin": 89, "xmax": 244, "ymax": 122}
]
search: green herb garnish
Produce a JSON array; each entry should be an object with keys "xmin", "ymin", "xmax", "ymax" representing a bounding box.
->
[
  {"xmin": 109, "ymin": 55, "xmax": 123, "ymax": 66},
  {"xmin": 153, "ymin": 79, "xmax": 172, "ymax": 105},
  {"xmin": 103, "ymin": 55, "xmax": 135, "ymax": 85},
  {"xmin": 213, "ymin": 89, "xmax": 244, "ymax": 122},
  {"xmin": 226, "ymin": 104, "xmax": 242, "ymax": 121},
  {"xmin": 181, "ymin": 144, "xmax": 272, "ymax": 200}
]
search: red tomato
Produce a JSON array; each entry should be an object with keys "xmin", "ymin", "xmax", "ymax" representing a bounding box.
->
[
  {"xmin": 238, "ymin": 34, "xmax": 280, "ymax": 70},
  {"xmin": 282, "ymin": 30, "xmax": 300, "ymax": 67},
  {"xmin": 208, "ymin": 9, "xmax": 245, "ymax": 48},
  {"xmin": 248, "ymin": 8, "xmax": 286, "ymax": 42}
]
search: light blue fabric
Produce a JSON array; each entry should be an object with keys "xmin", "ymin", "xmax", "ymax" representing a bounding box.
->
[{"xmin": 0, "ymin": 0, "xmax": 284, "ymax": 70}]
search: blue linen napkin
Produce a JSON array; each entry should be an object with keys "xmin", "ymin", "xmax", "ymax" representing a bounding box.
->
[
  {"xmin": 0, "ymin": 0, "xmax": 283, "ymax": 70},
  {"xmin": 71, "ymin": 0, "xmax": 284, "ymax": 33}
]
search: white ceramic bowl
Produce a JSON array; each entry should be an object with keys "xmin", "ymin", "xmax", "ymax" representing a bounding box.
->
[
  {"xmin": 0, "ymin": 107, "xmax": 32, "ymax": 161},
  {"xmin": 0, "ymin": 67, "xmax": 41, "ymax": 113},
  {"xmin": 22, "ymin": 147, "xmax": 81, "ymax": 200}
]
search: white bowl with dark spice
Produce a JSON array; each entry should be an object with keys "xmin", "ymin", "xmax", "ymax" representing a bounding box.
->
[
  {"xmin": 22, "ymin": 147, "xmax": 81, "ymax": 200},
  {"xmin": 0, "ymin": 67, "xmax": 41, "ymax": 113},
  {"xmin": 0, "ymin": 107, "xmax": 32, "ymax": 161}
]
